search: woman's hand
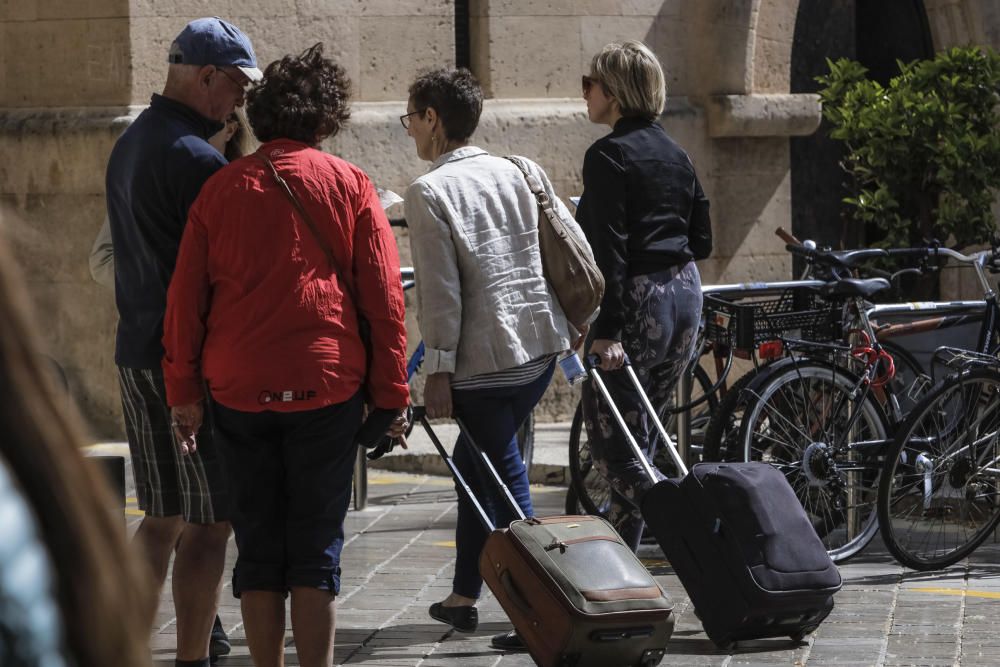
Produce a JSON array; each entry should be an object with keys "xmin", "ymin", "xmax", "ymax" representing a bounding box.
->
[
  {"xmin": 572, "ymin": 323, "xmax": 590, "ymax": 351},
  {"xmin": 170, "ymin": 402, "xmax": 203, "ymax": 455},
  {"xmin": 588, "ymin": 338, "xmax": 625, "ymax": 371},
  {"xmin": 424, "ymin": 373, "xmax": 453, "ymax": 419}
]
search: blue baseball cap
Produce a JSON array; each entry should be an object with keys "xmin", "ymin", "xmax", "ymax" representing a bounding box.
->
[{"xmin": 168, "ymin": 17, "xmax": 262, "ymax": 82}]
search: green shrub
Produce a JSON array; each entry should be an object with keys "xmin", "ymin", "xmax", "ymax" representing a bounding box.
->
[{"xmin": 818, "ymin": 47, "xmax": 1000, "ymax": 249}]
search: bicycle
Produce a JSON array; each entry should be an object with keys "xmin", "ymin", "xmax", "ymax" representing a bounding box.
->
[
  {"xmin": 707, "ymin": 243, "xmax": 991, "ymax": 562},
  {"xmin": 877, "ymin": 246, "xmax": 1000, "ymax": 570},
  {"xmin": 566, "ymin": 276, "xmax": 835, "ymax": 518}
]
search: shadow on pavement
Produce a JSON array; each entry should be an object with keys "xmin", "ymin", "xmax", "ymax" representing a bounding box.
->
[{"xmin": 368, "ymin": 489, "xmax": 459, "ymax": 506}]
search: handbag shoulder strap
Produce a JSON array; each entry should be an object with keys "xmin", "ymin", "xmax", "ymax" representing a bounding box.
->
[
  {"xmin": 505, "ymin": 156, "xmax": 561, "ymax": 226},
  {"xmin": 255, "ymin": 152, "xmax": 339, "ymax": 270},
  {"xmin": 255, "ymin": 152, "xmax": 359, "ymax": 301}
]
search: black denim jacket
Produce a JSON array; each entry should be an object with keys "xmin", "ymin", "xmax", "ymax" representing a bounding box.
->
[{"xmin": 575, "ymin": 116, "xmax": 712, "ymax": 340}]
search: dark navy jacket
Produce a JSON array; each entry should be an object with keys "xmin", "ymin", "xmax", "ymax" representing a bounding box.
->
[
  {"xmin": 105, "ymin": 94, "xmax": 226, "ymax": 369},
  {"xmin": 576, "ymin": 116, "xmax": 712, "ymax": 341}
]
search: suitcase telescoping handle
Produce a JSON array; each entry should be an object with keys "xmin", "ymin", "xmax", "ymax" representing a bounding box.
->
[
  {"xmin": 584, "ymin": 354, "xmax": 689, "ymax": 481},
  {"xmin": 411, "ymin": 406, "xmax": 527, "ymax": 533}
]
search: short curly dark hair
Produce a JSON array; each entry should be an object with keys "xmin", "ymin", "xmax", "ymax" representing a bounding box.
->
[
  {"xmin": 246, "ymin": 42, "xmax": 351, "ymax": 144},
  {"xmin": 408, "ymin": 67, "xmax": 483, "ymax": 142}
]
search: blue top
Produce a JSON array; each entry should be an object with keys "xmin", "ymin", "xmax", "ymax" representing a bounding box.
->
[
  {"xmin": 0, "ymin": 458, "xmax": 67, "ymax": 667},
  {"xmin": 106, "ymin": 94, "xmax": 226, "ymax": 369}
]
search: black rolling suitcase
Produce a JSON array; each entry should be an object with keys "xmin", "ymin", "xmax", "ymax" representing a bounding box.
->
[
  {"xmin": 413, "ymin": 407, "xmax": 674, "ymax": 667},
  {"xmin": 586, "ymin": 356, "xmax": 842, "ymax": 648}
]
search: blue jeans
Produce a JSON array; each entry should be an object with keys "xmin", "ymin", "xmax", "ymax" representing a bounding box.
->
[{"xmin": 450, "ymin": 361, "xmax": 555, "ymax": 599}]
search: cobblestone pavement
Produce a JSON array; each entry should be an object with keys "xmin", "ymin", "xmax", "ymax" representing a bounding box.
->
[{"xmin": 125, "ymin": 463, "xmax": 1000, "ymax": 667}]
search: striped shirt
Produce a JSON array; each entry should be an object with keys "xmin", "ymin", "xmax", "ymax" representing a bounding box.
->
[{"xmin": 451, "ymin": 354, "xmax": 557, "ymax": 391}]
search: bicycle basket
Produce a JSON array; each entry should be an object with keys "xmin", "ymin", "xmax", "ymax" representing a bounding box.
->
[{"xmin": 703, "ymin": 288, "xmax": 841, "ymax": 353}]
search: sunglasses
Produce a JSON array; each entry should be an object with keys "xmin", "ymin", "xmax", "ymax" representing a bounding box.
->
[
  {"xmin": 582, "ymin": 75, "xmax": 602, "ymax": 94},
  {"xmin": 215, "ymin": 67, "xmax": 252, "ymax": 94}
]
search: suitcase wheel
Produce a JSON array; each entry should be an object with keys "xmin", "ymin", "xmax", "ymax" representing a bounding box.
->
[
  {"xmin": 713, "ymin": 638, "xmax": 735, "ymax": 650},
  {"xmin": 790, "ymin": 626, "xmax": 817, "ymax": 643}
]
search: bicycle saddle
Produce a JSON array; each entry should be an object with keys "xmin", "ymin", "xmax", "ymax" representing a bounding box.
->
[
  {"xmin": 825, "ymin": 248, "xmax": 888, "ymax": 268},
  {"xmin": 819, "ymin": 277, "xmax": 891, "ymax": 298}
]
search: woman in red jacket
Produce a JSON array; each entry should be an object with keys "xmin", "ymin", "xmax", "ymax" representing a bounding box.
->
[{"xmin": 162, "ymin": 43, "xmax": 409, "ymax": 667}]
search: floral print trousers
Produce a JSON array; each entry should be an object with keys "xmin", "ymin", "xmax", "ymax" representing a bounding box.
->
[{"xmin": 581, "ymin": 262, "xmax": 703, "ymax": 552}]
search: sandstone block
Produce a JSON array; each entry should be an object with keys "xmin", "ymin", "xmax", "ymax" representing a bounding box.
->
[
  {"xmin": 2, "ymin": 193, "xmax": 106, "ymax": 284},
  {"xmin": 580, "ymin": 15, "xmax": 658, "ymax": 74},
  {"xmin": 704, "ymin": 0, "xmax": 755, "ymax": 29},
  {"xmin": 707, "ymin": 93, "xmax": 821, "ymax": 137},
  {"xmin": 129, "ymin": 0, "xmax": 296, "ymax": 20},
  {"xmin": 0, "ymin": 113, "xmax": 122, "ymax": 194},
  {"xmin": 473, "ymin": 0, "xmax": 576, "ymax": 16},
  {"xmin": 37, "ymin": 0, "xmax": 126, "ymax": 20},
  {"xmin": 299, "ymin": 0, "xmax": 452, "ymax": 17},
  {"xmin": 293, "ymin": 15, "xmax": 361, "ymax": 91},
  {"xmin": 478, "ymin": 16, "xmax": 582, "ymax": 98},
  {"xmin": 706, "ymin": 170, "xmax": 791, "ymax": 259},
  {"xmin": 750, "ymin": 35, "xmax": 793, "ymax": 94},
  {"xmin": 710, "ymin": 135, "xmax": 789, "ymax": 175},
  {"xmin": 1, "ymin": 0, "xmax": 37, "ymax": 21},
  {"xmin": 755, "ymin": 0, "xmax": 797, "ymax": 41},
  {"xmin": 3, "ymin": 19, "xmax": 131, "ymax": 107},
  {"xmin": 574, "ymin": 0, "xmax": 680, "ymax": 17},
  {"xmin": 359, "ymin": 16, "xmax": 455, "ymax": 102}
]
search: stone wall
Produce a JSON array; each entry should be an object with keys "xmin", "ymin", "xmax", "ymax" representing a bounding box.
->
[{"xmin": 2, "ymin": 0, "xmax": 998, "ymax": 436}]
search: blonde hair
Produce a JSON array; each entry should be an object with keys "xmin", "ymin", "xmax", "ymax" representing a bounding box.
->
[{"xmin": 589, "ymin": 40, "xmax": 666, "ymax": 121}]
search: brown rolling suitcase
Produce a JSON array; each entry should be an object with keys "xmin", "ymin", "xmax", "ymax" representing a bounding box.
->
[{"xmin": 415, "ymin": 407, "xmax": 673, "ymax": 667}]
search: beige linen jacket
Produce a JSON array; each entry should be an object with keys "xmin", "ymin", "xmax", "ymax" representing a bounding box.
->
[{"xmin": 405, "ymin": 146, "xmax": 588, "ymax": 381}]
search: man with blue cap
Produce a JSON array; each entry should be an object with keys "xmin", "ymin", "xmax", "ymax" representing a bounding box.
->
[{"xmin": 105, "ymin": 17, "xmax": 261, "ymax": 667}]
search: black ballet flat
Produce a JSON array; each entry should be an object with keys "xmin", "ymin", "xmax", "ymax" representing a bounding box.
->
[
  {"xmin": 429, "ymin": 601, "xmax": 479, "ymax": 633},
  {"xmin": 491, "ymin": 629, "xmax": 527, "ymax": 652}
]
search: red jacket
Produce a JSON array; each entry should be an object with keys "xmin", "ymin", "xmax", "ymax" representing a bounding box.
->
[{"xmin": 163, "ymin": 140, "xmax": 409, "ymax": 412}]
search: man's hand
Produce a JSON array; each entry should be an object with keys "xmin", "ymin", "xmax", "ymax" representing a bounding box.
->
[
  {"xmin": 171, "ymin": 402, "xmax": 203, "ymax": 455},
  {"xmin": 424, "ymin": 372, "xmax": 453, "ymax": 419},
  {"xmin": 387, "ymin": 407, "xmax": 410, "ymax": 449},
  {"xmin": 588, "ymin": 338, "xmax": 625, "ymax": 371}
]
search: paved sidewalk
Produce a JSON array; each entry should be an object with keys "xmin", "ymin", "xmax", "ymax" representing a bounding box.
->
[{"xmin": 101, "ymin": 444, "xmax": 1000, "ymax": 666}]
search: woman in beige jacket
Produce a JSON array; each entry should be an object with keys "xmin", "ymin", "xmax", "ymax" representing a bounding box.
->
[{"xmin": 403, "ymin": 67, "xmax": 589, "ymax": 652}]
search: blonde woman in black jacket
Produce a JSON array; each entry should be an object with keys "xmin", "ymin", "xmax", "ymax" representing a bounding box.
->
[{"xmin": 577, "ymin": 40, "xmax": 712, "ymax": 552}]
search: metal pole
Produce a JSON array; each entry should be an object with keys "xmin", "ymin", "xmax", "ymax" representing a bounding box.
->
[{"xmin": 675, "ymin": 370, "xmax": 692, "ymax": 467}]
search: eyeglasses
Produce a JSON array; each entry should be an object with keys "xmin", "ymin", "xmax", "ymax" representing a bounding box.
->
[
  {"xmin": 582, "ymin": 75, "xmax": 602, "ymax": 94},
  {"xmin": 399, "ymin": 109, "xmax": 426, "ymax": 130},
  {"xmin": 215, "ymin": 67, "xmax": 251, "ymax": 94}
]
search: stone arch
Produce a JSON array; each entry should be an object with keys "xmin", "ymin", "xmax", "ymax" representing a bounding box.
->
[
  {"xmin": 749, "ymin": 0, "xmax": 799, "ymax": 94},
  {"xmin": 747, "ymin": 0, "xmax": 996, "ymax": 98}
]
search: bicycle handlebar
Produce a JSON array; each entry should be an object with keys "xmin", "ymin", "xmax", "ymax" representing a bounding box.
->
[{"xmin": 885, "ymin": 247, "xmax": 932, "ymax": 259}]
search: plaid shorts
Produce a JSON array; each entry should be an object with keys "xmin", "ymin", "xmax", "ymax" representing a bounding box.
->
[{"xmin": 118, "ymin": 366, "xmax": 228, "ymax": 524}]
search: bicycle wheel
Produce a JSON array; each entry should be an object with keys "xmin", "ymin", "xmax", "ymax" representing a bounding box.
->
[
  {"xmin": 736, "ymin": 361, "xmax": 888, "ymax": 562},
  {"xmin": 568, "ymin": 365, "xmax": 716, "ymax": 517},
  {"xmin": 701, "ymin": 365, "xmax": 769, "ymax": 462},
  {"xmin": 565, "ymin": 480, "xmax": 585, "ymax": 514},
  {"xmin": 516, "ymin": 411, "xmax": 535, "ymax": 470},
  {"xmin": 878, "ymin": 366, "xmax": 1000, "ymax": 570}
]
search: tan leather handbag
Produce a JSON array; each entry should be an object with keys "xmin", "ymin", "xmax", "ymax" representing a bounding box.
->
[{"xmin": 506, "ymin": 156, "xmax": 605, "ymax": 330}]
